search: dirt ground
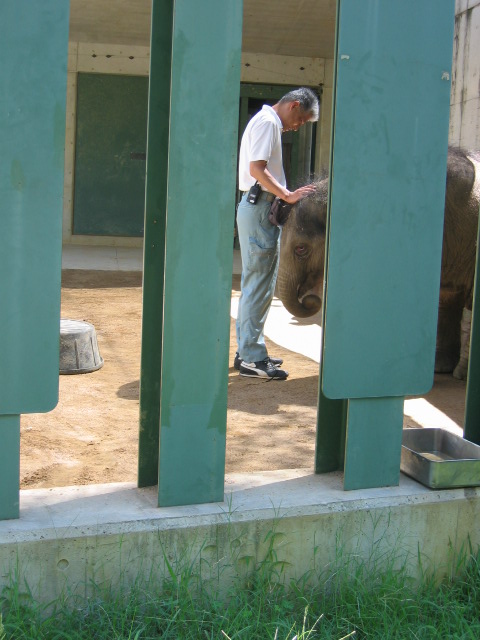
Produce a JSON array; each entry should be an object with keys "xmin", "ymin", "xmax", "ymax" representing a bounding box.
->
[{"xmin": 20, "ymin": 270, "xmax": 467, "ymax": 489}]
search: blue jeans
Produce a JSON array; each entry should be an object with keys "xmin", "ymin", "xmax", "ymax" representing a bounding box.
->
[{"xmin": 236, "ymin": 193, "xmax": 280, "ymax": 363}]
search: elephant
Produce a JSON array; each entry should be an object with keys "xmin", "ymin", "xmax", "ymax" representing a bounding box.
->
[{"xmin": 276, "ymin": 146, "xmax": 480, "ymax": 380}]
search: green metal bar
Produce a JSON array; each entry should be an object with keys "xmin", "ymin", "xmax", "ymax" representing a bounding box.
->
[
  {"xmin": 289, "ymin": 131, "xmax": 300, "ymax": 187},
  {"xmin": 322, "ymin": 0, "xmax": 454, "ymax": 400},
  {"xmin": 314, "ymin": 0, "xmax": 453, "ymax": 489},
  {"xmin": 0, "ymin": 416, "xmax": 20, "ymax": 520},
  {"xmin": 343, "ymin": 397, "xmax": 404, "ymax": 490},
  {"xmin": 0, "ymin": 3, "xmax": 68, "ymax": 520},
  {"xmin": 237, "ymin": 97, "xmax": 250, "ymax": 205},
  {"xmin": 315, "ymin": 388, "xmax": 347, "ymax": 473},
  {"xmin": 314, "ymin": 0, "xmax": 345, "ymax": 477},
  {"xmin": 157, "ymin": 0, "xmax": 243, "ymax": 506},
  {"xmin": 464, "ymin": 204, "xmax": 480, "ymax": 444},
  {"xmin": 138, "ymin": 0, "xmax": 174, "ymax": 487},
  {"xmin": 239, "ymin": 97, "xmax": 249, "ymax": 139},
  {"xmin": 0, "ymin": 3, "xmax": 69, "ymax": 414}
]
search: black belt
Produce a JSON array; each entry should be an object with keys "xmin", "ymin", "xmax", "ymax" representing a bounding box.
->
[{"xmin": 243, "ymin": 190, "xmax": 275, "ymax": 203}]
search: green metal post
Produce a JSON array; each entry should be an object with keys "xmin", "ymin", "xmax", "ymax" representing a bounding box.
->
[
  {"xmin": 315, "ymin": 387, "xmax": 347, "ymax": 473},
  {"xmin": 464, "ymin": 204, "xmax": 480, "ymax": 444},
  {"xmin": 316, "ymin": 0, "xmax": 454, "ymax": 489},
  {"xmin": 0, "ymin": 417, "xmax": 20, "ymax": 520},
  {"xmin": 138, "ymin": 0, "xmax": 174, "ymax": 488},
  {"xmin": 154, "ymin": 0, "xmax": 243, "ymax": 506},
  {"xmin": 343, "ymin": 397, "xmax": 404, "ymax": 490},
  {"xmin": 0, "ymin": 3, "xmax": 69, "ymax": 518}
]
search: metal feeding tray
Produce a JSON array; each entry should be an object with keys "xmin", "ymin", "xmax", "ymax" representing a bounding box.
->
[{"xmin": 401, "ymin": 428, "xmax": 480, "ymax": 489}]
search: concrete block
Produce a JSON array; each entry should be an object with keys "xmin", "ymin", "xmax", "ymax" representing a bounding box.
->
[{"xmin": 0, "ymin": 470, "xmax": 479, "ymax": 606}]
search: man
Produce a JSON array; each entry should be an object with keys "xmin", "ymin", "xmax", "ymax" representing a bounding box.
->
[{"xmin": 235, "ymin": 87, "xmax": 319, "ymax": 380}]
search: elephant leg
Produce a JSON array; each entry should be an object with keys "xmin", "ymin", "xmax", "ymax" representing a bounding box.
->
[
  {"xmin": 435, "ymin": 287, "xmax": 464, "ymax": 373},
  {"xmin": 453, "ymin": 307, "xmax": 472, "ymax": 380}
]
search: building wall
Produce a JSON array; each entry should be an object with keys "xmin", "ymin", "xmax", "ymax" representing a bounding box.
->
[
  {"xmin": 64, "ymin": 43, "xmax": 150, "ymax": 247},
  {"xmin": 450, "ymin": 0, "xmax": 480, "ymax": 149}
]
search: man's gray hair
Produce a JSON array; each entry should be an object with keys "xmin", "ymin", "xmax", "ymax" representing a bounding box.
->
[{"xmin": 279, "ymin": 87, "xmax": 320, "ymax": 122}]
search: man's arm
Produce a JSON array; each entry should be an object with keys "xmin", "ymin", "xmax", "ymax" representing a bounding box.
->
[{"xmin": 249, "ymin": 160, "xmax": 315, "ymax": 204}]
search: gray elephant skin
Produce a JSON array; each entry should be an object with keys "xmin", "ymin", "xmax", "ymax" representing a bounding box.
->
[{"xmin": 276, "ymin": 147, "xmax": 480, "ymax": 380}]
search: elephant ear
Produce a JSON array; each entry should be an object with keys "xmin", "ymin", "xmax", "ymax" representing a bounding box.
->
[
  {"xmin": 446, "ymin": 147, "xmax": 476, "ymax": 205},
  {"xmin": 268, "ymin": 198, "xmax": 293, "ymax": 227}
]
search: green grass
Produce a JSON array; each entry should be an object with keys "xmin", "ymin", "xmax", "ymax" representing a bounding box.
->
[{"xmin": 1, "ymin": 541, "xmax": 479, "ymax": 639}]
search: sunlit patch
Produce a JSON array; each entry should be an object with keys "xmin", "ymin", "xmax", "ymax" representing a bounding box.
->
[{"xmin": 403, "ymin": 398, "xmax": 463, "ymax": 436}]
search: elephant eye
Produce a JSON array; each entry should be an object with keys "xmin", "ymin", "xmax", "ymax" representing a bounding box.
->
[{"xmin": 295, "ymin": 244, "xmax": 308, "ymax": 257}]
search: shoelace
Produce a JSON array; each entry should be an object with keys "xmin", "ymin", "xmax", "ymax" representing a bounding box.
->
[{"xmin": 261, "ymin": 359, "xmax": 284, "ymax": 382}]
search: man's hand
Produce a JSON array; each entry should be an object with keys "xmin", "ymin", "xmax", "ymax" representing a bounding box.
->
[
  {"xmin": 283, "ymin": 184, "xmax": 316, "ymax": 204},
  {"xmin": 249, "ymin": 161, "xmax": 316, "ymax": 204}
]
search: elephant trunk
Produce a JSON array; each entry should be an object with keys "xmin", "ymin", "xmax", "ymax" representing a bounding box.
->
[{"xmin": 276, "ymin": 266, "xmax": 323, "ymax": 318}]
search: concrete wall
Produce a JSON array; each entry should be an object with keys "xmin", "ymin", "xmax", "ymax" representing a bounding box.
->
[
  {"xmin": 0, "ymin": 472, "xmax": 478, "ymax": 607},
  {"xmin": 450, "ymin": 0, "xmax": 480, "ymax": 149}
]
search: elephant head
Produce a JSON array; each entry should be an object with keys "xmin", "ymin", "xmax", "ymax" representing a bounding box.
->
[
  {"xmin": 276, "ymin": 148, "xmax": 480, "ymax": 380},
  {"xmin": 276, "ymin": 177, "xmax": 328, "ymax": 318}
]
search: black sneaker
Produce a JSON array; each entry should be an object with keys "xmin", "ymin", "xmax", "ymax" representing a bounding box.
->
[
  {"xmin": 239, "ymin": 359, "xmax": 289, "ymax": 380},
  {"xmin": 234, "ymin": 352, "xmax": 242, "ymax": 370},
  {"xmin": 234, "ymin": 352, "xmax": 283, "ymax": 371}
]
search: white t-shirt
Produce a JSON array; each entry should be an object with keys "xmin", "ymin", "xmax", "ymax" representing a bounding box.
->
[{"xmin": 238, "ymin": 105, "xmax": 285, "ymax": 191}]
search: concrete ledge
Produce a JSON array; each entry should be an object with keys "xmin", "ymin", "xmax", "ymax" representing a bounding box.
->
[
  {"xmin": 1, "ymin": 469, "xmax": 479, "ymax": 604},
  {"xmin": 61, "ymin": 246, "xmax": 243, "ymax": 274},
  {"xmin": 61, "ymin": 245, "xmax": 143, "ymax": 271}
]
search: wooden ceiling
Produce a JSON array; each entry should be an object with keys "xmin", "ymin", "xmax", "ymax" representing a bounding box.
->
[
  {"xmin": 69, "ymin": 0, "xmax": 337, "ymax": 59},
  {"xmin": 242, "ymin": 0, "xmax": 336, "ymax": 59}
]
